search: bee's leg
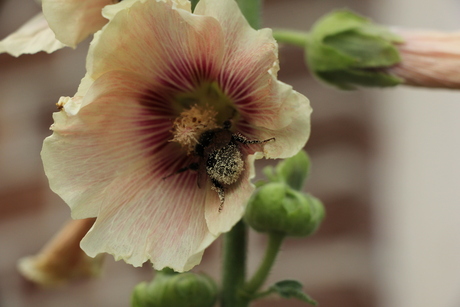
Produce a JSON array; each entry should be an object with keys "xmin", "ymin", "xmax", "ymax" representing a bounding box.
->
[
  {"xmin": 210, "ymin": 178, "xmax": 225, "ymax": 212},
  {"xmin": 232, "ymin": 132, "xmax": 275, "ymax": 145},
  {"xmin": 162, "ymin": 162, "xmax": 199, "ymax": 180}
]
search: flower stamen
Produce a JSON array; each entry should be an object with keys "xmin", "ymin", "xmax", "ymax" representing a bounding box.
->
[{"xmin": 170, "ymin": 105, "xmax": 219, "ymax": 154}]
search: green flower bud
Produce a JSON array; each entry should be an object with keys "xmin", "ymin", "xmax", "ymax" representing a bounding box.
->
[
  {"xmin": 262, "ymin": 150, "xmax": 311, "ymax": 190},
  {"xmin": 244, "ymin": 182, "xmax": 325, "ymax": 237},
  {"xmin": 131, "ymin": 269, "xmax": 217, "ymax": 307},
  {"xmin": 275, "ymin": 150, "xmax": 311, "ymax": 191},
  {"xmin": 305, "ymin": 10, "xmax": 403, "ymax": 89}
]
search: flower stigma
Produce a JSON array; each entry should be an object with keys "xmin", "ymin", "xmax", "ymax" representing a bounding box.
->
[
  {"xmin": 169, "ymin": 81, "xmax": 238, "ymax": 155},
  {"xmin": 170, "ymin": 104, "xmax": 219, "ymax": 154}
]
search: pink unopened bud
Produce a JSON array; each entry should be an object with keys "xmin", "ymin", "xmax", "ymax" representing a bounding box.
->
[
  {"xmin": 17, "ymin": 218, "xmax": 104, "ymax": 287},
  {"xmin": 388, "ymin": 30, "xmax": 460, "ymax": 89}
]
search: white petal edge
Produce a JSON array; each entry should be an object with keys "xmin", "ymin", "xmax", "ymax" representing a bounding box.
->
[
  {"xmin": 102, "ymin": 0, "xmax": 191, "ymax": 21},
  {"xmin": 42, "ymin": 0, "xmax": 113, "ymax": 47},
  {"xmin": 0, "ymin": 13, "xmax": 65, "ymax": 56}
]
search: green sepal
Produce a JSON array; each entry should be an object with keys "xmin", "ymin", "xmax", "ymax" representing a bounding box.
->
[
  {"xmin": 269, "ymin": 280, "xmax": 318, "ymax": 306},
  {"xmin": 190, "ymin": 0, "xmax": 199, "ymax": 12},
  {"xmin": 306, "ymin": 10, "xmax": 403, "ymax": 89},
  {"xmin": 317, "ymin": 68, "xmax": 402, "ymax": 90},
  {"xmin": 235, "ymin": 0, "xmax": 261, "ymax": 29}
]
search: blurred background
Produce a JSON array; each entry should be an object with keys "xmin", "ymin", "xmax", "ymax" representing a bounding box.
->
[{"xmin": 1, "ymin": 0, "xmax": 460, "ymax": 306}]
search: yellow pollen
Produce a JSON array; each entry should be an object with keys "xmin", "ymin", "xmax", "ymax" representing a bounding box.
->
[{"xmin": 170, "ymin": 105, "xmax": 218, "ymax": 154}]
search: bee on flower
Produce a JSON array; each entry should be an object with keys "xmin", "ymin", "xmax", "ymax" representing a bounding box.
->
[{"xmin": 41, "ymin": 0, "xmax": 311, "ymax": 272}]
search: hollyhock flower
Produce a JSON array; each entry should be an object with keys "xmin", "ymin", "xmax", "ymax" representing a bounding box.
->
[
  {"xmin": 0, "ymin": 0, "xmax": 116, "ymax": 56},
  {"xmin": 42, "ymin": 0, "xmax": 311, "ymax": 271},
  {"xmin": 386, "ymin": 30, "xmax": 460, "ymax": 89},
  {"xmin": 18, "ymin": 219, "xmax": 104, "ymax": 287}
]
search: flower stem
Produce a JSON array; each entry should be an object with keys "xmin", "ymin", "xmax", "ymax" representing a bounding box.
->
[
  {"xmin": 239, "ymin": 232, "xmax": 285, "ymax": 304},
  {"xmin": 272, "ymin": 30, "xmax": 310, "ymax": 48},
  {"xmin": 221, "ymin": 220, "xmax": 247, "ymax": 307},
  {"xmin": 236, "ymin": 0, "xmax": 262, "ymax": 30}
]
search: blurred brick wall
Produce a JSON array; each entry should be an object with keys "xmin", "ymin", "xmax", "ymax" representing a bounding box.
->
[{"xmin": 0, "ymin": 0, "xmax": 376, "ymax": 306}]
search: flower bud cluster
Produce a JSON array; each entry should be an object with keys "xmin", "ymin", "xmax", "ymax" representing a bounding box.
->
[{"xmin": 131, "ymin": 269, "xmax": 217, "ymax": 307}]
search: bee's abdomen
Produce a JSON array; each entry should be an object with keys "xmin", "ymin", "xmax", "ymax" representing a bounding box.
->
[{"xmin": 206, "ymin": 143, "xmax": 244, "ymax": 186}]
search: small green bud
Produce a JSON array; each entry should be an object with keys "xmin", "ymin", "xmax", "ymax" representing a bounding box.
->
[
  {"xmin": 275, "ymin": 150, "xmax": 311, "ymax": 191},
  {"xmin": 306, "ymin": 10, "xmax": 403, "ymax": 89},
  {"xmin": 131, "ymin": 269, "xmax": 217, "ymax": 307},
  {"xmin": 244, "ymin": 182, "xmax": 324, "ymax": 237}
]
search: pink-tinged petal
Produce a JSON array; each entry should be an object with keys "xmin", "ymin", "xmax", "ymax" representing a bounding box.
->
[
  {"xmin": 0, "ymin": 13, "xmax": 65, "ymax": 56},
  {"xmin": 195, "ymin": 0, "xmax": 311, "ymax": 158},
  {"xmin": 205, "ymin": 154, "xmax": 257, "ymax": 235},
  {"xmin": 42, "ymin": 0, "xmax": 113, "ymax": 48},
  {"xmin": 80, "ymin": 169, "xmax": 217, "ymax": 271},
  {"xmin": 43, "ymin": 70, "xmax": 173, "ymax": 218},
  {"xmin": 387, "ymin": 30, "xmax": 460, "ymax": 89},
  {"xmin": 86, "ymin": 0, "xmax": 224, "ymax": 95},
  {"xmin": 43, "ymin": 70, "xmax": 218, "ymax": 270},
  {"xmin": 195, "ymin": 0, "xmax": 278, "ymax": 110},
  {"xmin": 42, "ymin": 0, "xmax": 312, "ymax": 271},
  {"xmin": 238, "ymin": 81, "xmax": 312, "ymax": 159}
]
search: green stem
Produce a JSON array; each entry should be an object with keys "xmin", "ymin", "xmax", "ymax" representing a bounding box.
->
[
  {"xmin": 221, "ymin": 220, "xmax": 247, "ymax": 307},
  {"xmin": 236, "ymin": 0, "xmax": 262, "ymax": 29},
  {"xmin": 239, "ymin": 232, "xmax": 285, "ymax": 304},
  {"xmin": 272, "ymin": 30, "xmax": 310, "ymax": 48}
]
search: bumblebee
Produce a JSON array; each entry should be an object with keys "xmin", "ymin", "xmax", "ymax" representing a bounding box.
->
[{"xmin": 166, "ymin": 120, "xmax": 274, "ymax": 212}]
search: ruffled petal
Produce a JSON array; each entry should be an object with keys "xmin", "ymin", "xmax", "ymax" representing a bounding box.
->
[
  {"xmin": 238, "ymin": 81, "xmax": 312, "ymax": 159},
  {"xmin": 0, "ymin": 13, "xmax": 65, "ymax": 56},
  {"xmin": 80, "ymin": 168, "xmax": 217, "ymax": 271},
  {"xmin": 43, "ymin": 70, "xmax": 176, "ymax": 218},
  {"xmin": 195, "ymin": 0, "xmax": 311, "ymax": 159},
  {"xmin": 43, "ymin": 70, "xmax": 219, "ymax": 270},
  {"xmin": 42, "ymin": 0, "xmax": 113, "ymax": 48},
  {"xmin": 194, "ymin": 0, "xmax": 278, "ymax": 112},
  {"xmin": 86, "ymin": 0, "xmax": 224, "ymax": 96}
]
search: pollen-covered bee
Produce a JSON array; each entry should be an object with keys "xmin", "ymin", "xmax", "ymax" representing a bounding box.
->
[{"xmin": 165, "ymin": 120, "xmax": 274, "ymax": 212}]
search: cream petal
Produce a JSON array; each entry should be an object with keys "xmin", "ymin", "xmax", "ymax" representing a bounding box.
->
[
  {"xmin": 0, "ymin": 13, "xmax": 65, "ymax": 56},
  {"xmin": 87, "ymin": 0, "xmax": 224, "ymax": 94},
  {"xmin": 195, "ymin": 0, "xmax": 311, "ymax": 158},
  {"xmin": 102, "ymin": 0, "xmax": 191, "ymax": 21},
  {"xmin": 205, "ymin": 154, "xmax": 256, "ymax": 235},
  {"xmin": 42, "ymin": 70, "xmax": 179, "ymax": 219},
  {"xmin": 80, "ymin": 169, "xmax": 217, "ymax": 271},
  {"xmin": 42, "ymin": 0, "xmax": 112, "ymax": 47},
  {"xmin": 43, "ymin": 70, "xmax": 218, "ymax": 270},
  {"xmin": 194, "ymin": 0, "xmax": 278, "ymax": 109},
  {"xmin": 239, "ymin": 81, "xmax": 312, "ymax": 159}
]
